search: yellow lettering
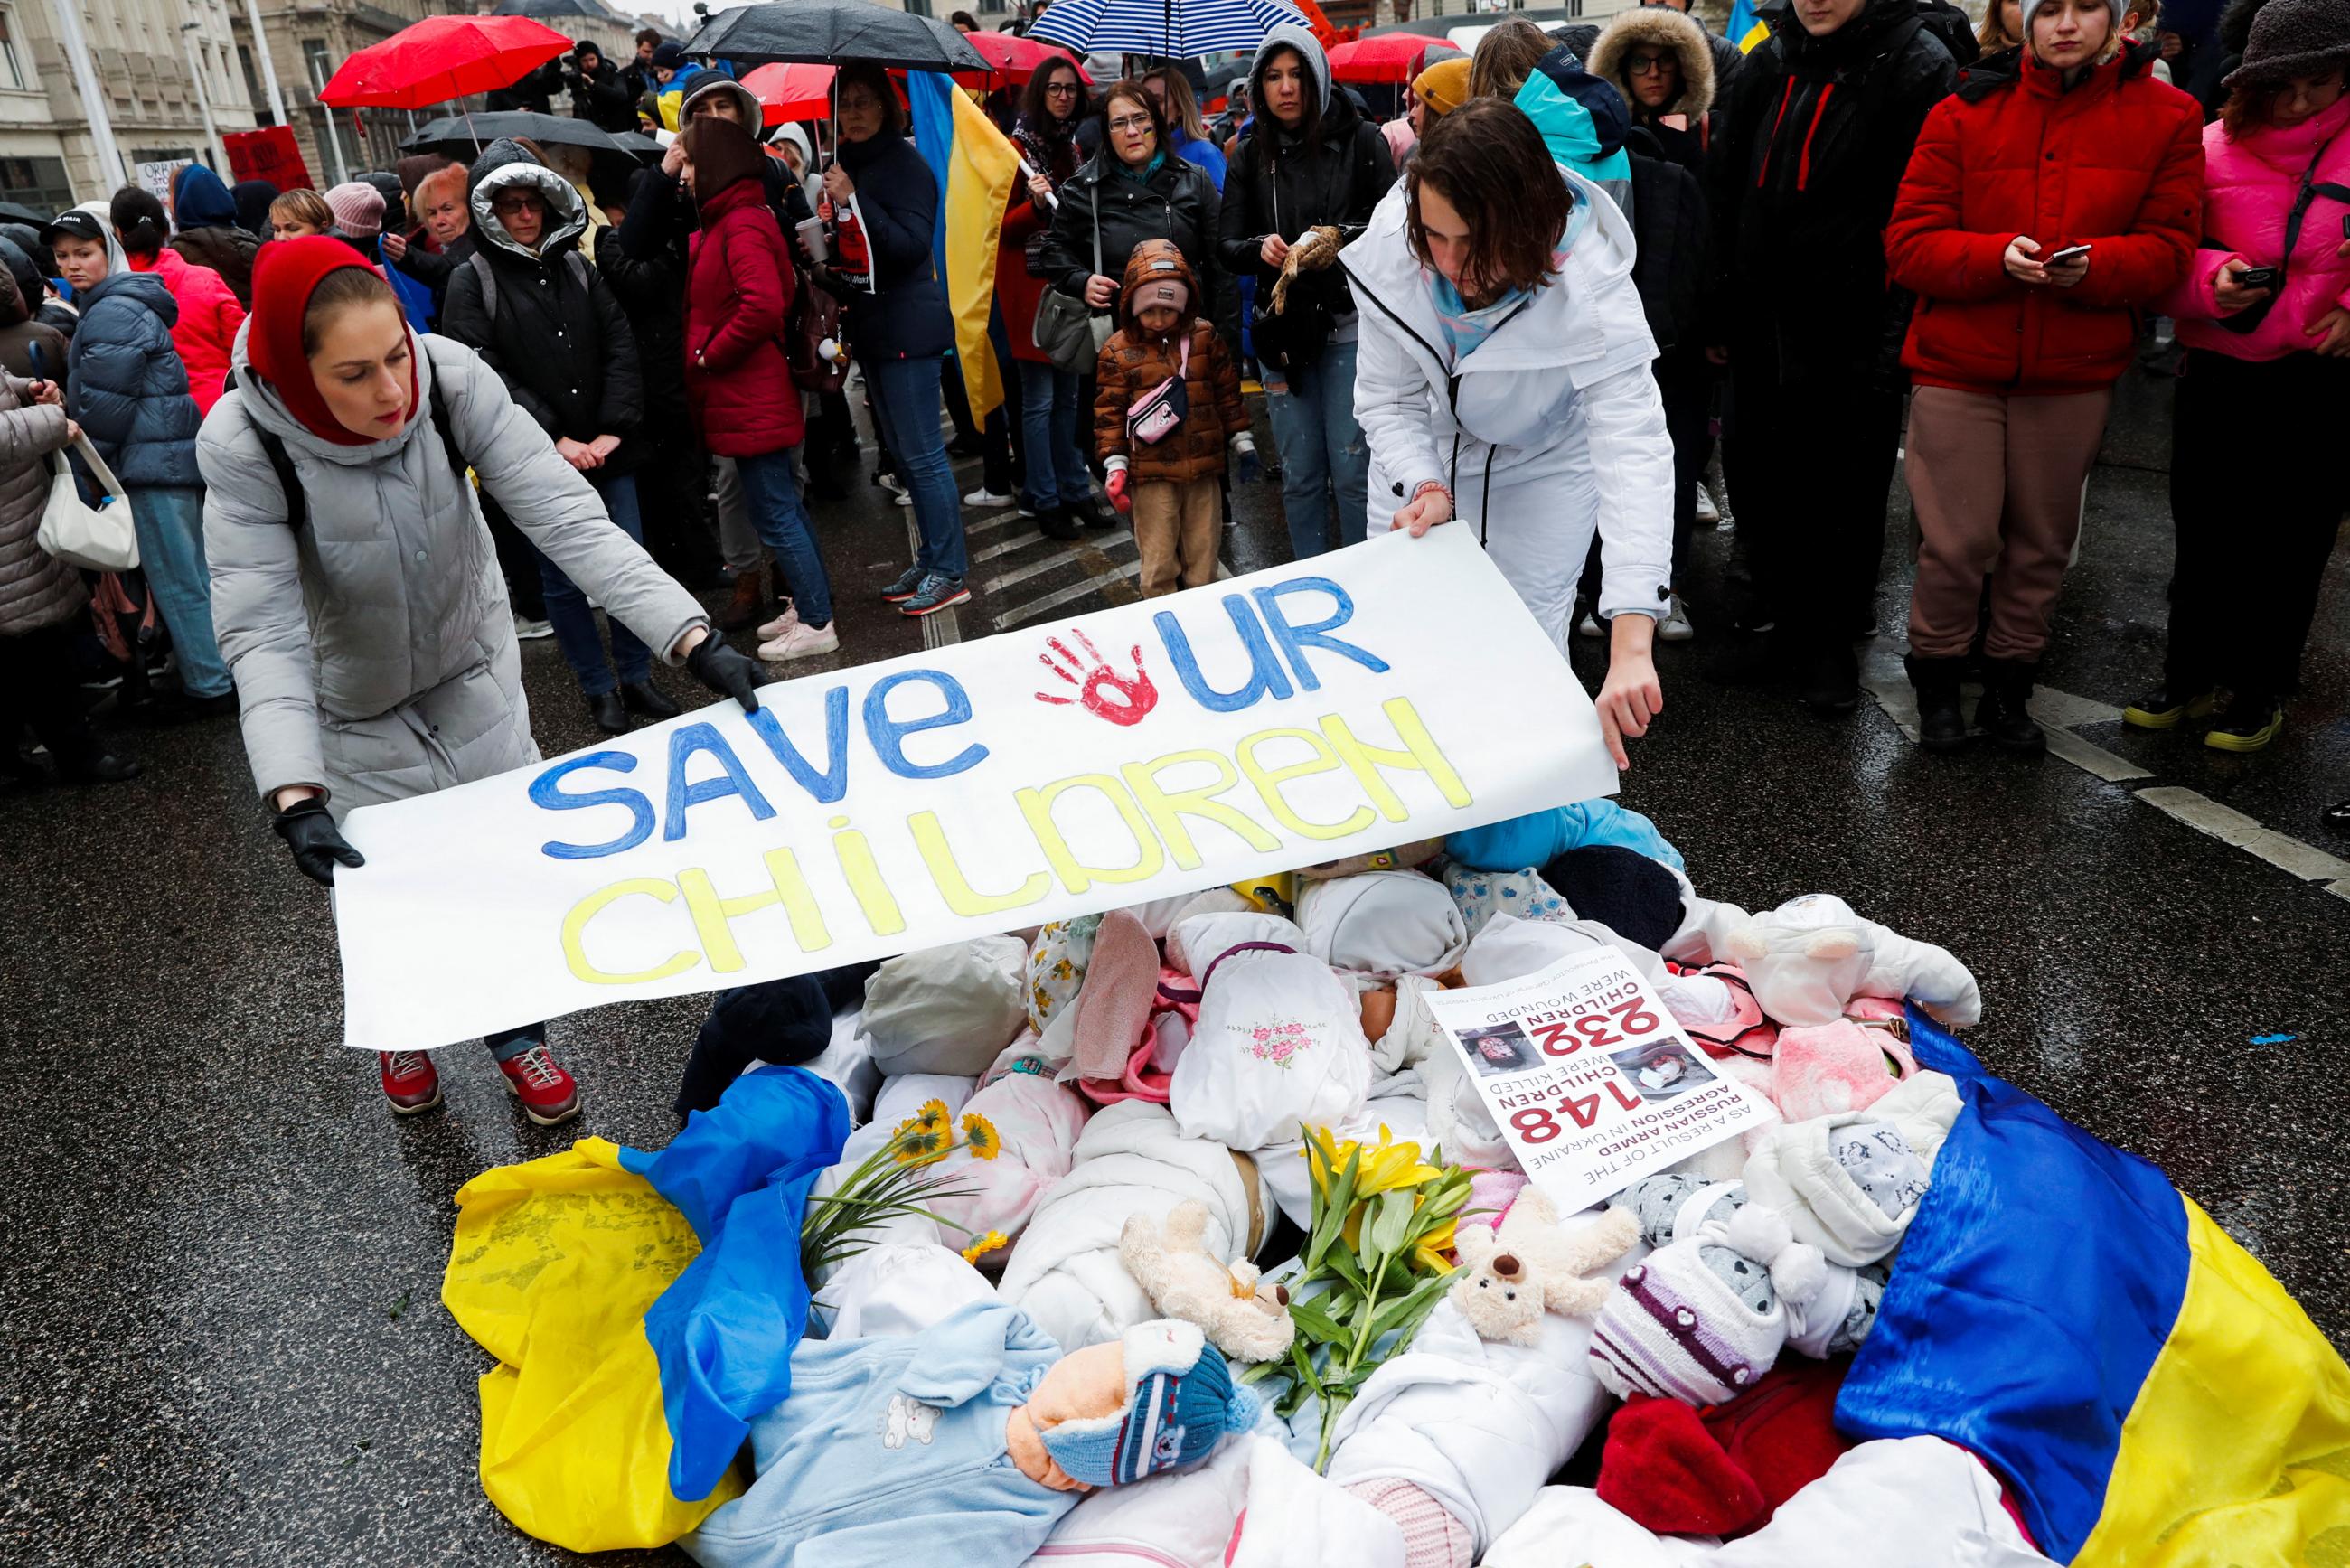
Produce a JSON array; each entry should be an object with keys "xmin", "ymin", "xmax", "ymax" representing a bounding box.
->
[
  {"xmin": 908, "ymin": 811, "xmax": 1054, "ymax": 915},
  {"xmin": 1015, "ymin": 773, "xmax": 1168, "ymax": 896},
  {"xmin": 1236, "ymin": 728, "xmax": 1376, "ymax": 841},
  {"xmin": 1321, "ymin": 697, "xmax": 1472, "ymax": 820},
  {"xmin": 559, "ymin": 877, "xmax": 699, "ymax": 985},
  {"xmin": 1120, "ymin": 749, "xmax": 1281, "ymax": 870},
  {"xmin": 676, "ymin": 848, "xmax": 835, "ymax": 973},
  {"xmin": 828, "ymin": 814, "xmax": 905, "ymax": 938}
]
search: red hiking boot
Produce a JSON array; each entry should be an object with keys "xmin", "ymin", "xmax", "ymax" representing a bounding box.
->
[
  {"xmin": 379, "ymin": 1050, "xmax": 443, "ymax": 1115},
  {"xmin": 498, "ymin": 1042, "xmax": 581, "ymax": 1126}
]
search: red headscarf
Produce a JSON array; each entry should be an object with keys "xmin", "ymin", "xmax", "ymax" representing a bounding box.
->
[{"xmin": 247, "ymin": 235, "xmax": 418, "ymax": 446}]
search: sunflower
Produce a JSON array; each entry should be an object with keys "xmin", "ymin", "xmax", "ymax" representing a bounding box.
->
[
  {"xmin": 962, "ymin": 1112, "xmax": 1002, "ymax": 1160},
  {"xmin": 892, "ymin": 1126, "xmax": 950, "ymax": 1165},
  {"xmin": 913, "ymin": 1098, "xmax": 952, "ymax": 1134},
  {"xmin": 960, "ymin": 1229, "xmax": 1010, "ymax": 1264}
]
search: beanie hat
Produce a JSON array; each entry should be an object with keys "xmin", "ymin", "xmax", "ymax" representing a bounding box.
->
[
  {"xmin": 1541, "ymin": 844, "xmax": 1686, "ymax": 953},
  {"xmin": 1588, "ymin": 1207, "xmax": 1823, "ymax": 1405},
  {"xmin": 1040, "ymin": 1320, "xmax": 1259, "ymax": 1487},
  {"xmin": 247, "ymin": 236, "xmax": 418, "ymax": 446},
  {"xmin": 324, "ymin": 181, "xmax": 384, "ymax": 238},
  {"xmin": 1413, "ymin": 56, "xmax": 1471, "ymax": 117},
  {"xmin": 1297, "ymin": 869, "xmax": 1471, "ymax": 978},
  {"xmin": 1130, "ymin": 275, "xmax": 1189, "ymax": 315},
  {"xmin": 651, "ymin": 40, "xmax": 687, "ymax": 70},
  {"xmin": 1343, "ymin": 1478, "xmax": 1476, "ymax": 1568},
  {"xmin": 2225, "ymin": 0, "xmax": 2350, "ymax": 89}
]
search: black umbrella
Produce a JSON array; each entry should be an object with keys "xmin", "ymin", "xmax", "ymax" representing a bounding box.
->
[
  {"xmin": 400, "ymin": 109, "xmax": 638, "ymax": 157},
  {"xmin": 682, "ymin": 1, "xmax": 989, "ymax": 71},
  {"xmin": 491, "ymin": 0, "xmax": 608, "ymax": 17},
  {"xmin": 0, "ymin": 202, "xmax": 52, "ymax": 227}
]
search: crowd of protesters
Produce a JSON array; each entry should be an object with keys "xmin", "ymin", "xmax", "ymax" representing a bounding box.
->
[{"xmin": 2, "ymin": 0, "xmax": 2345, "ymax": 1118}]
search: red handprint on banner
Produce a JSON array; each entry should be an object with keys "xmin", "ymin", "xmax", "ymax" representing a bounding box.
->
[{"xmin": 1033, "ymin": 629, "xmax": 1159, "ymax": 727}]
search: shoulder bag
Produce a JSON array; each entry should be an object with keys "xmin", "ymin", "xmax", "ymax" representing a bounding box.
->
[
  {"xmin": 1032, "ymin": 183, "xmax": 1117, "ymax": 374},
  {"xmin": 37, "ymin": 434, "xmax": 138, "ymax": 572}
]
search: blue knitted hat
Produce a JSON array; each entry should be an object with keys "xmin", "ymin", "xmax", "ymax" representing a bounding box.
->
[{"xmin": 1040, "ymin": 1321, "xmax": 1259, "ymax": 1488}]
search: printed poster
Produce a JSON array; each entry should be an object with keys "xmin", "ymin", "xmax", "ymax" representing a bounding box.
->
[{"xmin": 1424, "ymin": 948, "xmax": 1779, "ymax": 1206}]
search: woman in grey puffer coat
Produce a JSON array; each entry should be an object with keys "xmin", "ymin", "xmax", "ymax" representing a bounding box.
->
[
  {"xmin": 0, "ymin": 371, "xmax": 137, "ymax": 784},
  {"xmin": 200, "ymin": 239, "xmax": 765, "ymax": 1124}
]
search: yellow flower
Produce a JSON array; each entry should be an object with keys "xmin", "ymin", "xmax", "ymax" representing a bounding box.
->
[
  {"xmin": 962, "ymin": 1112, "xmax": 1002, "ymax": 1160},
  {"xmin": 961, "ymin": 1229, "xmax": 1010, "ymax": 1264},
  {"xmin": 893, "ymin": 1127, "xmax": 949, "ymax": 1165},
  {"xmin": 1304, "ymin": 1124, "xmax": 1443, "ymax": 1199},
  {"xmin": 1412, "ymin": 1212, "xmax": 1460, "ymax": 1276},
  {"xmin": 914, "ymin": 1099, "xmax": 951, "ymax": 1134}
]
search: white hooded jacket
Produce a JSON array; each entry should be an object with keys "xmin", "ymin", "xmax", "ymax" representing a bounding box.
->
[{"xmin": 1340, "ymin": 166, "xmax": 1673, "ymax": 648}]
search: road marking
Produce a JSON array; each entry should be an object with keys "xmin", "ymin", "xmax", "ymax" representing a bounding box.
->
[
  {"xmin": 902, "ymin": 512, "xmax": 962, "ymax": 650},
  {"xmin": 987, "ymin": 536, "xmax": 1138, "ymax": 596},
  {"xmin": 995, "ymin": 559, "xmax": 1143, "ymax": 632}
]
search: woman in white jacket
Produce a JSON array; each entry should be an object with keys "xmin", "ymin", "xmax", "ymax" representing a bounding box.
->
[{"xmin": 1341, "ymin": 98, "xmax": 1673, "ymax": 768}]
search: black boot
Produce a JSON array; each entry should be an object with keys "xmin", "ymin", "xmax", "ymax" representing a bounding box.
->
[
  {"xmin": 1904, "ymin": 655, "xmax": 1970, "ymax": 754},
  {"xmin": 1799, "ymin": 640, "xmax": 1859, "ymax": 716},
  {"xmin": 587, "ymin": 689, "xmax": 629, "ymax": 734},
  {"xmin": 621, "ymin": 680, "xmax": 682, "ymax": 719},
  {"xmin": 1973, "ymin": 659, "xmax": 2045, "ymax": 756},
  {"xmin": 1038, "ymin": 504, "xmax": 1082, "ymax": 542}
]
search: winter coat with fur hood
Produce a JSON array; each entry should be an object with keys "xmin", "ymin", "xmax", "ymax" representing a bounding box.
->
[
  {"xmin": 1588, "ymin": 5, "xmax": 1722, "ymax": 174},
  {"xmin": 1091, "ymin": 240, "xmax": 1248, "ymax": 484},
  {"xmin": 199, "ymin": 331, "xmax": 706, "ymax": 812},
  {"xmin": 440, "ymin": 138, "xmax": 644, "ymax": 473},
  {"xmin": 1888, "ymin": 42, "xmax": 2204, "ymax": 394},
  {"xmin": 0, "ymin": 371, "xmax": 79, "ymax": 636}
]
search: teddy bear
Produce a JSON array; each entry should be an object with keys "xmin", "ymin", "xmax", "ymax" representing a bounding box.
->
[
  {"xmin": 1720, "ymin": 894, "xmax": 1982, "ymax": 1030},
  {"xmin": 1120, "ymin": 1200, "xmax": 1296, "ymax": 1364},
  {"xmin": 1450, "ymin": 1188, "xmax": 1641, "ymax": 1347}
]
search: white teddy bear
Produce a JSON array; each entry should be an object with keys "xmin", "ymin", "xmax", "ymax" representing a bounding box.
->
[
  {"xmin": 1450, "ymin": 1189, "xmax": 1641, "ymax": 1347},
  {"xmin": 1120, "ymin": 1200, "xmax": 1297, "ymax": 1363},
  {"xmin": 1720, "ymin": 893, "xmax": 1982, "ymax": 1029}
]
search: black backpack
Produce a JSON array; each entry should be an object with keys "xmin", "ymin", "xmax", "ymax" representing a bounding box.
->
[{"xmin": 224, "ymin": 366, "xmax": 470, "ymax": 530}]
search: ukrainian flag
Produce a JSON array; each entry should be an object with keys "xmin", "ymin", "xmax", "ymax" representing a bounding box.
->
[
  {"xmin": 906, "ymin": 70, "xmax": 1020, "ymax": 423},
  {"xmin": 1726, "ymin": 0, "xmax": 1772, "ymax": 52},
  {"xmin": 1839, "ymin": 1011, "xmax": 2350, "ymax": 1563}
]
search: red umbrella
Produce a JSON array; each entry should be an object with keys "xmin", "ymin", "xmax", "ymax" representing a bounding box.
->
[
  {"xmin": 954, "ymin": 31, "xmax": 1094, "ymax": 86},
  {"xmin": 743, "ymin": 61, "xmax": 836, "ymax": 126},
  {"xmin": 319, "ymin": 14, "xmax": 573, "ymax": 109},
  {"xmin": 1327, "ymin": 33, "xmax": 1463, "ymax": 86}
]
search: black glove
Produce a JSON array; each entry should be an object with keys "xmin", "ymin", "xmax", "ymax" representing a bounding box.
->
[
  {"xmin": 274, "ymin": 796, "xmax": 366, "ymax": 887},
  {"xmin": 687, "ymin": 634, "xmax": 764, "ymax": 714}
]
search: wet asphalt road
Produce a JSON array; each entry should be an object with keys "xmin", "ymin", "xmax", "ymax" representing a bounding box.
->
[{"xmin": 5, "ymin": 364, "xmax": 2346, "ymax": 1565}]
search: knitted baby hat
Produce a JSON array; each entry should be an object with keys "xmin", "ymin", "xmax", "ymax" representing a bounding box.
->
[
  {"xmin": 324, "ymin": 181, "xmax": 385, "ymax": 239},
  {"xmin": 1041, "ymin": 1320, "xmax": 1259, "ymax": 1488},
  {"xmin": 1589, "ymin": 1207, "xmax": 1824, "ymax": 1405}
]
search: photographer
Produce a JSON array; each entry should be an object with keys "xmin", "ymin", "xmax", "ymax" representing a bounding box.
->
[{"xmin": 564, "ymin": 42, "xmax": 638, "ymax": 134}]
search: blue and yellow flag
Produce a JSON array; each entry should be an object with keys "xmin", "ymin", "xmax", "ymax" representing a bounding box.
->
[
  {"xmin": 1840, "ymin": 1011, "xmax": 2350, "ymax": 1563},
  {"xmin": 907, "ymin": 71, "xmax": 1020, "ymax": 423},
  {"xmin": 1726, "ymin": 0, "xmax": 1772, "ymax": 52}
]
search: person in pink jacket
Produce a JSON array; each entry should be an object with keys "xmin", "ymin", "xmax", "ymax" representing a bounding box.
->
[
  {"xmin": 2123, "ymin": 0, "xmax": 2350, "ymax": 753},
  {"xmin": 111, "ymin": 185, "xmax": 245, "ymax": 415}
]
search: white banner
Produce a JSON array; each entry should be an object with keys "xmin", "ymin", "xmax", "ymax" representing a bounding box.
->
[
  {"xmin": 1423, "ymin": 949, "xmax": 1778, "ymax": 1207},
  {"xmin": 334, "ymin": 529, "xmax": 1617, "ymax": 1049}
]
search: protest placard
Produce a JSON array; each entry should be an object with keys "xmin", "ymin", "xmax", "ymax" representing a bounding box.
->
[
  {"xmin": 1423, "ymin": 947, "xmax": 1779, "ymax": 1207},
  {"xmin": 332, "ymin": 528, "xmax": 1619, "ymax": 1050}
]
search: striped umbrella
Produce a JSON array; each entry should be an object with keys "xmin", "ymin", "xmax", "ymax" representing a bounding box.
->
[{"xmin": 1028, "ymin": 0, "xmax": 1311, "ymax": 61}]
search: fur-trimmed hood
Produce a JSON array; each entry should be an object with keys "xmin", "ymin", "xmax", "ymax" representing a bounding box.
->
[
  {"xmin": 1589, "ymin": 5, "xmax": 1717, "ymax": 121},
  {"xmin": 465, "ymin": 137, "xmax": 587, "ymax": 261}
]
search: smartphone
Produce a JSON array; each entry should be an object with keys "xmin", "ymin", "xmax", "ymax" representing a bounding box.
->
[
  {"xmin": 2236, "ymin": 265, "xmax": 2280, "ymax": 289},
  {"xmin": 2047, "ymin": 243, "xmax": 2093, "ymax": 265}
]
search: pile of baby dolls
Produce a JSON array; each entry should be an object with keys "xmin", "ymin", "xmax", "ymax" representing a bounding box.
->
[{"xmin": 654, "ymin": 796, "xmax": 2045, "ymax": 1568}]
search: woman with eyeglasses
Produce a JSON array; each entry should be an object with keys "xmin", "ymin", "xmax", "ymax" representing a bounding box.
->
[
  {"xmin": 1002, "ymin": 57, "xmax": 1098, "ymax": 541},
  {"xmin": 1036, "ymin": 80, "xmax": 1229, "ymax": 535},
  {"xmin": 1591, "ymin": 4, "xmax": 1722, "ymax": 171}
]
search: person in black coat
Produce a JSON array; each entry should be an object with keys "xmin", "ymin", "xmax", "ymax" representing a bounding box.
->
[
  {"xmin": 564, "ymin": 41, "xmax": 639, "ymax": 134},
  {"xmin": 441, "ymin": 137, "xmax": 676, "ymax": 735},
  {"xmin": 0, "ymin": 221, "xmax": 73, "ymax": 343},
  {"xmin": 1214, "ymin": 25, "xmax": 1394, "ymax": 561},
  {"xmin": 486, "ymin": 56, "xmax": 563, "ymax": 115},
  {"xmin": 1704, "ymin": 0, "xmax": 1957, "ymax": 713},
  {"xmin": 1039, "ymin": 85, "xmax": 1231, "ymax": 343}
]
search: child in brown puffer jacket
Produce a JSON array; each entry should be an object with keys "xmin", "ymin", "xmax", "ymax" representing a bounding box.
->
[{"xmin": 1094, "ymin": 239, "xmax": 1254, "ymax": 596}]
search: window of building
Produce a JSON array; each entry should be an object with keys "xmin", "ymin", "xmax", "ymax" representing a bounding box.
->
[
  {"xmin": 303, "ymin": 38, "xmax": 333, "ymax": 94},
  {"xmin": 0, "ymin": 155, "xmax": 70, "ymax": 211},
  {"xmin": 240, "ymin": 43, "xmax": 271, "ymax": 123},
  {"xmin": 0, "ymin": 12, "xmax": 27, "ymax": 91}
]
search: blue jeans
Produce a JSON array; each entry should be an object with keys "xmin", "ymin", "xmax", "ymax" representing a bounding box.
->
[
  {"xmin": 134, "ymin": 485, "xmax": 230, "ymax": 698},
  {"xmin": 538, "ymin": 469, "xmax": 652, "ymax": 697},
  {"xmin": 864, "ymin": 354, "xmax": 966, "ymax": 579},
  {"xmin": 737, "ymin": 446, "xmax": 833, "ymax": 627},
  {"xmin": 1019, "ymin": 363, "xmax": 1094, "ymax": 512},
  {"xmin": 1264, "ymin": 338, "xmax": 1370, "ymax": 560}
]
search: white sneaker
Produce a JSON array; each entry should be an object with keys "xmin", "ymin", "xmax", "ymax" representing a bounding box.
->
[
  {"xmin": 1658, "ymin": 595, "xmax": 1695, "ymax": 643},
  {"xmin": 1695, "ymin": 484, "xmax": 1720, "ymax": 524},
  {"xmin": 964, "ymin": 486, "xmax": 1015, "ymax": 508},
  {"xmin": 513, "ymin": 615, "xmax": 553, "ymax": 640},
  {"xmin": 1574, "ymin": 611, "xmax": 1603, "ymax": 639},
  {"xmin": 757, "ymin": 619, "xmax": 840, "ymax": 662},
  {"xmin": 755, "ymin": 601, "xmax": 800, "ymax": 642},
  {"xmin": 895, "ymin": 489, "xmax": 914, "ymax": 507}
]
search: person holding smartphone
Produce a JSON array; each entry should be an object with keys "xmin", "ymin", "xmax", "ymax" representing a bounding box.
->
[
  {"xmin": 2124, "ymin": 0, "xmax": 2350, "ymax": 754},
  {"xmin": 1885, "ymin": 0, "xmax": 2204, "ymax": 755}
]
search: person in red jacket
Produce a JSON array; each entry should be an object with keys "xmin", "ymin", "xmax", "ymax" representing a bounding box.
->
[
  {"xmin": 112, "ymin": 185, "xmax": 245, "ymax": 416},
  {"xmin": 1885, "ymin": 0, "xmax": 2203, "ymax": 756},
  {"xmin": 681, "ymin": 116, "xmax": 837, "ymax": 662}
]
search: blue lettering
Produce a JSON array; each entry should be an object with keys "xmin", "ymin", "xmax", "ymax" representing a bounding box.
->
[
  {"xmin": 863, "ymin": 671, "xmax": 987, "ymax": 781},
  {"xmin": 663, "ymin": 722, "xmax": 777, "ymax": 841},
  {"xmin": 1252, "ymin": 578, "xmax": 1389, "ymax": 690},
  {"xmin": 530, "ymin": 751, "xmax": 654, "ymax": 860},
  {"xmin": 743, "ymin": 684, "xmax": 851, "ymax": 804},
  {"xmin": 1154, "ymin": 598, "xmax": 1294, "ymax": 713}
]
